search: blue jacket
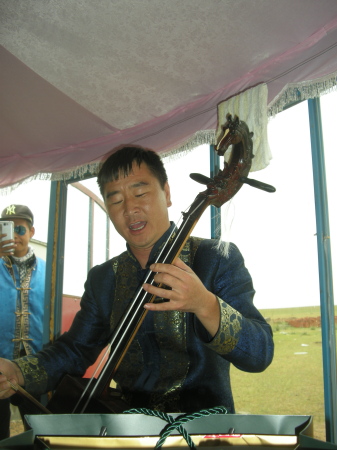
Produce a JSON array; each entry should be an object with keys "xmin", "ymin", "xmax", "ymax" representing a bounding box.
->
[
  {"xmin": 17, "ymin": 226, "xmax": 273, "ymax": 413},
  {"xmin": 0, "ymin": 255, "xmax": 46, "ymax": 359}
]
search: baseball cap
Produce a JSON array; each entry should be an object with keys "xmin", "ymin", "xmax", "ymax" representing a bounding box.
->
[{"xmin": 0, "ymin": 204, "xmax": 34, "ymax": 225}]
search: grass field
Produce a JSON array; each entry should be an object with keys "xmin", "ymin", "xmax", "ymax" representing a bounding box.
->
[{"xmin": 231, "ymin": 305, "xmax": 337, "ymax": 442}]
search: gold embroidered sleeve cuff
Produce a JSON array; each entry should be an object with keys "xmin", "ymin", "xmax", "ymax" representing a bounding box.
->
[
  {"xmin": 15, "ymin": 356, "xmax": 48, "ymax": 395},
  {"xmin": 206, "ymin": 296, "xmax": 242, "ymax": 354}
]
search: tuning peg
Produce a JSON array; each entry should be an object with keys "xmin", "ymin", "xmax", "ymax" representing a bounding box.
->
[
  {"xmin": 240, "ymin": 176, "xmax": 276, "ymax": 193},
  {"xmin": 190, "ymin": 172, "xmax": 276, "ymax": 193},
  {"xmin": 189, "ymin": 173, "xmax": 213, "ymax": 185}
]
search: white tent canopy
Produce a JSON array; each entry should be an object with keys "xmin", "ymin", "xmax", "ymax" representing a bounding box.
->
[{"xmin": 1, "ymin": 0, "xmax": 337, "ymax": 188}]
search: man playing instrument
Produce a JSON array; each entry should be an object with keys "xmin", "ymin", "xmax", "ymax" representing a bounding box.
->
[{"xmin": 0, "ymin": 146, "xmax": 274, "ymax": 417}]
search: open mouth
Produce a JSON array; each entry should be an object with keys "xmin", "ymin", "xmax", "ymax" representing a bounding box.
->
[{"xmin": 129, "ymin": 221, "xmax": 146, "ymax": 231}]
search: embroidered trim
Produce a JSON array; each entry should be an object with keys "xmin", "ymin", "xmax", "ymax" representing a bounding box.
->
[
  {"xmin": 207, "ymin": 296, "xmax": 242, "ymax": 354},
  {"xmin": 15, "ymin": 356, "xmax": 48, "ymax": 394},
  {"xmin": 110, "ymin": 236, "xmax": 204, "ymax": 411},
  {"xmin": 4, "ymin": 256, "xmax": 36, "ymax": 358}
]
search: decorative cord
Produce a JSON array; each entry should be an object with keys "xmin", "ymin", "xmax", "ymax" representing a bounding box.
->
[{"xmin": 124, "ymin": 405, "xmax": 228, "ymax": 449}]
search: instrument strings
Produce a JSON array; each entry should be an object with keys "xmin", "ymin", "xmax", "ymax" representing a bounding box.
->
[
  {"xmin": 72, "ymin": 212, "xmax": 191, "ymax": 413},
  {"xmin": 71, "ymin": 121, "xmax": 245, "ymax": 413}
]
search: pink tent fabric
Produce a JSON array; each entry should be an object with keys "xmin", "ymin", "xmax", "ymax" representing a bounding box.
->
[{"xmin": 1, "ymin": 0, "xmax": 337, "ymax": 188}]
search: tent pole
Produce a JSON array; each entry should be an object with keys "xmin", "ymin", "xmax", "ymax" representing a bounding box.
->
[
  {"xmin": 44, "ymin": 181, "xmax": 68, "ymax": 344},
  {"xmin": 210, "ymin": 145, "xmax": 221, "ymax": 239},
  {"xmin": 308, "ymin": 98, "xmax": 337, "ymax": 443}
]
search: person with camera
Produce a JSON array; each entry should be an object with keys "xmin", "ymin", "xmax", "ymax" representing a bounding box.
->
[{"xmin": 0, "ymin": 205, "xmax": 46, "ymax": 440}]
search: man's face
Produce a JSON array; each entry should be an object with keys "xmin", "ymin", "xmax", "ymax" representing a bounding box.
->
[
  {"xmin": 13, "ymin": 219, "xmax": 34, "ymax": 257},
  {"xmin": 104, "ymin": 162, "xmax": 171, "ymax": 254}
]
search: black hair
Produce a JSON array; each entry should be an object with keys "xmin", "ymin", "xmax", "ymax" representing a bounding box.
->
[{"xmin": 97, "ymin": 146, "xmax": 168, "ymax": 198}]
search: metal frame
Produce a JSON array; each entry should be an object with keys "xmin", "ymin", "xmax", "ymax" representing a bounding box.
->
[
  {"xmin": 44, "ymin": 108, "xmax": 336, "ymax": 441},
  {"xmin": 43, "ymin": 181, "xmax": 68, "ymax": 343},
  {"xmin": 44, "ymin": 179, "xmax": 108, "ymax": 341},
  {"xmin": 308, "ymin": 98, "xmax": 337, "ymax": 443}
]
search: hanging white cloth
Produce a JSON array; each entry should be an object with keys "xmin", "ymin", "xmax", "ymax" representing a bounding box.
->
[{"xmin": 216, "ymin": 83, "xmax": 272, "ymax": 172}]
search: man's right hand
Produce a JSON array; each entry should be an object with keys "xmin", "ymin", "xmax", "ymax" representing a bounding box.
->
[
  {"xmin": 0, "ymin": 234, "xmax": 16, "ymax": 256},
  {"xmin": 0, "ymin": 358, "xmax": 25, "ymax": 399}
]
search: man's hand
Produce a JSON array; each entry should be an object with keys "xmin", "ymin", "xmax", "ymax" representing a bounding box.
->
[
  {"xmin": 0, "ymin": 359, "xmax": 25, "ymax": 399},
  {"xmin": 0, "ymin": 234, "xmax": 16, "ymax": 256},
  {"xmin": 143, "ymin": 257, "xmax": 220, "ymax": 337}
]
